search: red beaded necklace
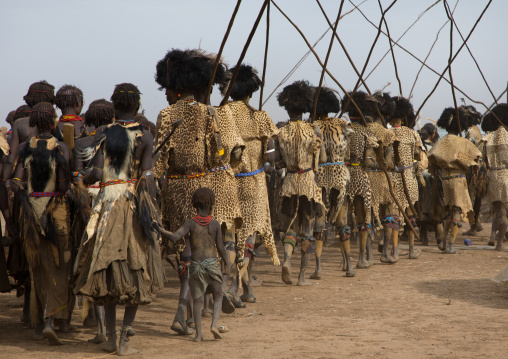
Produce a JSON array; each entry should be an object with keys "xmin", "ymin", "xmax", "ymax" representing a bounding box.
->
[
  {"xmin": 192, "ymin": 214, "xmax": 213, "ymax": 226},
  {"xmin": 60, "ymin": 114, "xmax": 84, "ymax": 122}
]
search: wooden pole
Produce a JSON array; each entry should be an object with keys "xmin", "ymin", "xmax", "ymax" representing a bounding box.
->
[
  {"xmin": 311, "ymin": 0, "xmax": 344, "ymax": 123},
  {"xmin": 204, "ymin": 0, "xmax": 242, "ymax": 105},
  {"xmin": 221, "ymin": 0, "xmax": 269, "ymax": 106},
  {"xmin": 259, "ymin": 1, "xmax": 270, "ymax": 110}
]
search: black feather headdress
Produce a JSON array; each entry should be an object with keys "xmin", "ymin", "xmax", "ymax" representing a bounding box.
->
[
  {"xmin": 374, "ymin": 92, "xmax": 395, "ymax": 119},
  {"xmin": 315, "ymin": 87, "xmax": 341, "ymax": 115},
  {"xmin": 277, "ymin": 80, "xmax": 314, "ymax": 114},
  {"xmin": 155, "ymin": 48, "xmax": 226, "ymax": 92},
  {"xmin": 391, "ymin": 96, "xmax": 415, "ymax": 128},
  {"xmin": 437, "ymin": 107, "xmax": 466, "ymax": 133},
  {"xmin": 341, "ymin": 90, "xmax": 379, "ymax": 120},
  {"xmin": 220, "ymin": 64, "xmax": 261, "ymax": 100},
  {"xmin": 482, "ymin": 103, "xmax": 508, "ymax": 132}
]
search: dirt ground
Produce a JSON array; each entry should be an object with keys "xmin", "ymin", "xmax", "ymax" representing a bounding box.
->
[{"xmin": 0, "ymin": 225, "xmax": 507, "ymax": 359}]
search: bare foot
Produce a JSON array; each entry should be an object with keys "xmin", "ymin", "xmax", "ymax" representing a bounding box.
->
[
  {"xmin": 297, "ymin": 278, "xmax": 312, "ymax": 286},
  {"xmin": 356, "ymin": 258, "xmax": 371, "ymax": 269},
  {"xmin": 345, "ymin": 269, "xmax": 356, "ymax": 277},
  {"xmin": 495, "ymin": 244, "xmax": 503, "ymax": 252},
  {"xmin": 282, "ymin": 261, "xmax": 292, "ymax": 285},
  {"xmin": 100, "ymin": 339, "xmax": 117, "ymax": 353},
  {"xmin": 408, "ymin": 247, "xmax": 422, "ymax": 259},
  {"xmin": 380, "ymin": 255, "xmax": 396, "ymax": 264},
  {"xmin": 43, "ymin": 327, "xmax": 63, "ymax": 346},
  {"xmin": 309, "ymin": 270, "xmax": 321, "ymax": 280},
  {"xmin": 444, "ymin": 248, "xmax": 460, "ymax": 254},
  {"xmin": 211, "ymin": 327, "xmax": 223, "ymax": 339},
  {"xmin": 192, "ymin": 336, "xmax": 203, "ymax": 342},
  {"xmin": 88, "ymin": 334, "xmax": 107, "ymax": 344},
  {"xmin": 171, "ymin": 320, "xmax": 193, "ymax": 335}
]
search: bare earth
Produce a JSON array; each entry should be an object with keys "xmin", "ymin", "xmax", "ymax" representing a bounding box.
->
[{"xmin": 0, "ymin": 226, "xmax": 507, "ymax": 359}]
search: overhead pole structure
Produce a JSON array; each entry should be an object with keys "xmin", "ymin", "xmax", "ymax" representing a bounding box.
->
[
  {"xmin": 311, "ymin": 0, "xmax": 345, "ymax": 123},
  {"xmin": 315, "ymin": 0, "xmax": 386, "ymax": 127},
  {"xmin": 221, "ymin": 0, "xmax": 269, "ymax": 106},
  {"xmin": 350, "ymin": 0, "xmax": 492, "ymax": 112},
  {"xmin": 338, "ymin": 0, "xmax": 398, "ymax": 119},
  {"xmin": 412, "ymin": 0, "xmax": 493, "ymax": 119},
  {"xmin": 259, "ymin": 1, "xmax": 271, "ymax": 110},
  {"xmin": 204, "ymin": 0, "xmax": 242, "ymax": 105},
  {"xmin": 270, "ymin": 0, "xmax": 368, "ymax": 126}
]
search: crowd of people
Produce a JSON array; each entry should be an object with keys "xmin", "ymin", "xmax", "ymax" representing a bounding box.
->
[{"xmin": 0, "ymin": 47, "xmax": 507, "ymax": 355}]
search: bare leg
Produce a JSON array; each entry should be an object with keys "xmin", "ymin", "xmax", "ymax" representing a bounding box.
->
[
  {"xmin": 172, "ymin": 239, "xmax": 192, "ymax": 335},
  {"xmin": 310, "ymin": 234, "xmax": 323, "ymax": 280},
  {"xmin": 297, "ymin": 245, "xmax": 312, "ymax": 286},
  {"xmin": 89, "ymin": 305, "xmax": 106, "ymax": 344},
  {"xmin": 489, "ymin": 215, "xmax": 498, "ymax": 246},
  {"xmin": 192, "ymin": 295, "xmax": 205, "ymax": 342},
  {"xmin": 210, "ymin": 281, "xmax": 223, "ymax": 340},
  {"xmin": 356, "ymin": 230, "xmax": 371, "ymax": 268},
  {"xmin": 494, "ymin": 202, "xmax": 506, "ymax": 251},
  {"xmin": 380, "ymin": 226, "xmax": 395, "ymax": 263},
  {"xmin": 118, "ymin": 305, "xmax": 138, "ymax": 356},
  {"xmin": 391, "ymin": 228, "xmax": 400, "ymax": 262},
  {"xmin": 100, "ymin": 303, "xmax": 117, "ymax": 353},
  {"xmin": 43, "ymin": 316, "xmax": 63, "ymax": 346},
  {"xmin": 281, "ymin": 233, "xmax": 295, "ymax": 285},
  {"xmin": 436, "ymin": 222, "xmax": 445, "ymax": 250},
  {"xmin": 445, "ymin": 209, "xmax": 461, "ymax": 254},
  {"xmin": 407, "ymin": 209, "xmax": 421, "ymax": 259}
]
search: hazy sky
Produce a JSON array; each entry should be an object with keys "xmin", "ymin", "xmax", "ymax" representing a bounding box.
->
[{"xmin": 1, "ymin": 0, "xmax": 506, "ymax": 129}]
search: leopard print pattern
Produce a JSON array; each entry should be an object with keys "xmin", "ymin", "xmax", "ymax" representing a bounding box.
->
[
  {"xmin": 314, "ymin": 118, "xmax": 351, "ymax": 223},
  {"xmin": 482, "ymin": 127, "xmax": 508, "ymax": 206},
  {"xmin": 225, "ymin": 101, "xmax": 280, "ymax": 265},
  {"xmin": 277, "ymin": 121, "xmax": 325, "ymax": 214},
  {"xmin": 345, "ymin": 122, "xmax": 379, "ymax": 224},
  {"xmin": 390, "ymin": 126, "xmax": 423, "ymax": 211},
  {"xmin": 154, "ymin": 99, "xmax": 217, "ymax": 256},
  {"xmin": 367, "ymin": 122, "xmax": 398, "ymax": 228}
]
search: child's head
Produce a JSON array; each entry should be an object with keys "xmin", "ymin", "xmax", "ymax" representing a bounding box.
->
[
  {"xmin": 29, "ymin": 102, "xmax": 57, "ymax": 132},
  {"xmin": 55, "ymin": 84, "xmax": 84, "ymax": 112},
  {"xmin": 23, "ymin": 80, "xmax": 55, "ymax": 107},
  {"xmin": 110, "ymin": 83, "xmax": 141, "ymax": 114},
  {"xmin": 192, "ymin": 187, "xmax": 215, "ymax": 213}
]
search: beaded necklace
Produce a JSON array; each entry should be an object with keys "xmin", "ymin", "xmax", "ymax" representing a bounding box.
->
[{"xmin": 192, "ymin": 214, "xmax": 213, "ymax": 226}]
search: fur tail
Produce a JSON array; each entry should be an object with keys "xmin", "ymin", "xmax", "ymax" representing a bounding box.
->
[
  {"xmin": 18, "ymin": 190, "xmax": 40, "ymax": 269},
  {"xmin": 136, "ymin": 174, "xmax": 160, "ymax": 245}
]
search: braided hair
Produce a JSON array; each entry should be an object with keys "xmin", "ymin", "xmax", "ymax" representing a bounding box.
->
[
  {"xmin": 23, "ymin": 80, "xmax": 55, "ymax": 107},
  {"xmin": 192, "ymin": 187, "xmax": 216, "ymax": 211},
  {"xmin": 54, "ymin": 84, "xmax": 83, "ymax": 109},
  {"xmin": 29, "ymin": 102, "xmax": 57, "ymax": 132},
  {"xmin": 5, "ymin": 111, "xmax": 16, "ymax": 126},
  {"xmin": 13, "ymin": 105, "xmax": 32, "ymax": 122},
  {"xmin": 110, "ymin": 83, "xmax": 141, "ymax": 113},
  {"xmin": 85, "ymin": 99, "xmax": 114, "ymax": 128}
]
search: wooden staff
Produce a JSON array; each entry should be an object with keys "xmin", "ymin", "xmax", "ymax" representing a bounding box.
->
[
  {"xmin": 378, "ymin": 0, "xmax": 402, "ymax": 96},
  {"xmin": 221, "ymin": 0, "xmax": 269, "ymax": 106},
  {"xmin": 152, "ymin": 118, "xmax": 184, "ymax": 157},
  {"xmin": 204, "ymin": 0, "xmax": 242, "ymax": 105},
  {"xmin": 315, "ymin": 0, "xmax": 386, "ymax": 127},
  {"xmin": 415, "ymin": 0, "xmax": 493, "ymax": 119},
  {"xmin": 350, "ymin": 0, "xmax": 491, "ymax": 112},
  {"xmin": 444, "ymin": 0, "xmax": 461, "ymax": 137},
  {"xmin": 338, "ymin": 0, "xmax": 398, "ymax": 119},
  {"xmin": 311, "ymin": 0, "xmax": 345, "ymax": 123},
  {"xmin": 259, "ymin": 1, "xmax": 270, "ymax": 110},
  {"xmin": 271, "ymin": 0, "xmax": 368, "ymax": 126}
]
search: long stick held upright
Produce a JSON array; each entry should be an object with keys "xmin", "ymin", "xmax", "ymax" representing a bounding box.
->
[
  {"xmin": 204, "ymin": 0, "xmax": 243, "ymax": 105},
  {"xmin": 259, "ymin": 1, "xmax": 270, "ymax": 110},
  {"xmin": 221, "ymin": 0, "xmax": 269, "ymax": 106},
  {"xmin": 311, "ymin": 1, "xmax": 345, "ymax": 123}
]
